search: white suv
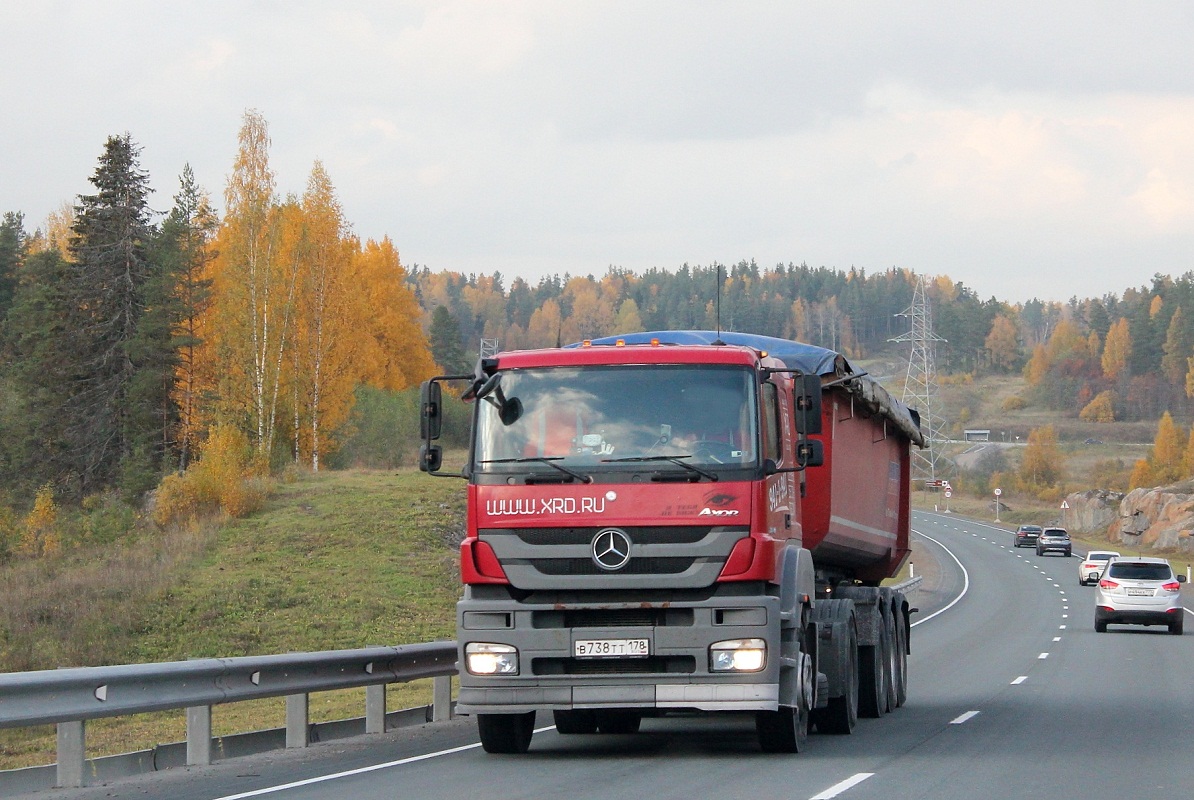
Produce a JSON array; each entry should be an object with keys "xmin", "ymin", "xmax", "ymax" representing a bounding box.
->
[{"xmin": 1095, "ymin": 557, "xmax": 1186, "ymax": 635}]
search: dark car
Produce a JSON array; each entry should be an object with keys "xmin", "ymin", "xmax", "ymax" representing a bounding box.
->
[
  {"xmin": 1014, "ymin": 525, "xmax": 1043, "ymax": 548},
  {"xmin": 1036, "ymin": 527, "xmax": 1072, "ymax": 557}
]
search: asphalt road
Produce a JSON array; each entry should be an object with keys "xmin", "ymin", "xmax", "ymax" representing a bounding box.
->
[{"xmin": 24, "ymin": 511, "xmax": 1194, "ymax": 800}]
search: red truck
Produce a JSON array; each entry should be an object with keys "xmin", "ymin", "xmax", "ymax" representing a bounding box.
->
[{"xmin": 420, "ymin": 330, "xmax": 924, "ymax": 753}]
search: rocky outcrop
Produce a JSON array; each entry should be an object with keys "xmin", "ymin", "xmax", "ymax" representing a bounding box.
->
[
  {"xmin": 1062, "ymin": 489, "xmax": 1123, "ymax": 534},
  {"xmin": 1108, "ymin": 482, "xmax": 1194, "ymax": 553}
]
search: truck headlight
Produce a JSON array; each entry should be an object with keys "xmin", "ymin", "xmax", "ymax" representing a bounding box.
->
[
  {"xmin": 709, "ymin": 639, "xmax": 766, "ymax": 672},
  {"xmin": 465, "ymin": 642, "xmax": 519, "ymax": 675}
]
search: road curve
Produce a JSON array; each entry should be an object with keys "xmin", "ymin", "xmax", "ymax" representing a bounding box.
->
[{"xmin": 21, "ymin": 511, "xmax": 1194, "ymax": 800}]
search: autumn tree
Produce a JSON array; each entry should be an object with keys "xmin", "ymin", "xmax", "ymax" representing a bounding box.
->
[
  {"xmin": 1151, "ymin": 411, "xmax": 1186, "ymax": 485},
  {"xmin": 155, "ymin": 165, "xmax": 218, "ymax": 471},
  {"xmin": 984, "ymin": 315, "xmax": 1020, "ymax": 372},
  {"xmin": 1079, "ymin": 390, "xmax": 1116, "ymax": 423},
  {"xmin": 1102, "ymin": 318, "xmax": 1131, "ymax": 380},
  {"xmin": 352, "ymin": 237, "xmax": 436, "ymax": 390},
  {"xmin": 291, "ymin": 161, "xmax": 357, "ymax": 471},
  {"xmin": 209, "ymin": 109, "xmax": 289, "ymax": 463},
  {"xmin": 1018, "ymin": 425, "xmax": 1064, "ymax": 493}
]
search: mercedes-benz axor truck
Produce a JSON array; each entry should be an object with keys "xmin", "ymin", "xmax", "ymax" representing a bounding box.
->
[{"xmin": 419, "ymin": 330, "xmax": 924, "ymax": 753}]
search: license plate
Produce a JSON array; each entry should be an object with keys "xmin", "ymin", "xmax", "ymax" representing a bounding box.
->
[
  {"xmin": 1127, "ymin": 588, "xmax": 1154, "ymax": 596},
  {"xmin": 574, "ymin": 638, "xmax": 650, "ymax": 658}
]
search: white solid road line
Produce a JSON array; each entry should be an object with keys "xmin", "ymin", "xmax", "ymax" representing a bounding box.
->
[
  {"xmin": 909, "ymin": 529, "xmax": 970, "ymax": 628},
  {"xmin": 810, "ymin": 773, "xmax": 876, "ymax": 799}
]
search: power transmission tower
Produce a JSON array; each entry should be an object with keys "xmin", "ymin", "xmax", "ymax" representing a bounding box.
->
[
  {"xmin": 889, "ymin": 273, "xmax": 951, "ymax": 483},
  {"xmin": 479, "ymin": 338, "xmax": 500, "ymax": 359}
]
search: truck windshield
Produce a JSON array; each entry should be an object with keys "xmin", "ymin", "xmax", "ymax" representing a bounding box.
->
[{"xmin": 474, "ymin": 365, "xmax": 758, "ymax": 472}]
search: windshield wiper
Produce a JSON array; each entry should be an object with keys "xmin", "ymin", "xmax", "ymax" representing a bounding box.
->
[
  {"xmin": 601, "ymin": 454, "xmax": 718, "ymax": 482},
  {"xmin": 479, "ymin": 457, "xmax": 593, "ymax": 484}
]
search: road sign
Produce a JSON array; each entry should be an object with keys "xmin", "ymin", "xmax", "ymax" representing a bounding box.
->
[
  {"xmin": 1061, "ymin": 500, "xmax": 1069, "ymax": 509},
  {"xmin": 944, "ymin": 489, "xmax": 952, "ymax": 498},
  {"xmin": 994, "ymin": 488, "xmax": 1002, "ymax": 496}
]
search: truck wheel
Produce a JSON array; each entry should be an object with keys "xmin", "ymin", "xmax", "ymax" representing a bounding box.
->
[
  {"xmin": 814, "ymin": 613, "xmax": 858, "ymax": 735},
  {"xmin": 477, "ymin": 712, "xmax": 536, "ymax": 753},
  {"xmin": 757, "ymin": 626, "xmax": 812, "ymax": 752},
  {"xmin": 553, "ymin": 709, "xmax": 597, "ymax": 734},
  {"xmin": 593, "ymin": 710, "xmax": 641, "ymax": 734},
  {"xmin": 858, "ymin": 628, "xmax": 890, "ymax": 718}
]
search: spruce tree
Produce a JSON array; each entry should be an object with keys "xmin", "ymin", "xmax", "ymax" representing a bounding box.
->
[
  {"xmin": 65, "ymin": 133, "xmax": 157, "ymax": 494},
  {"xmin": 0, "ymin": 211, "xmax": 26, "ymax": 320},
  {"xmin": 429, "ymin": 304, "xmax": 471, "ymax": 374}
]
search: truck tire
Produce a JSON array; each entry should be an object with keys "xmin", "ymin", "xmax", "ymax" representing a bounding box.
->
[
  {"xmin": 593, "ymin": 710, "xmax": 642, "ymax": 734},
  {"xmin": 477, "ymin": 712, "xmax": 536, "ymax": 754},
  {"xmin": 882, "ymin": 608, "xmax": 898, "ymax": 714},
  {"xmin": 858, "ymin": 622, "xmax": 891, "ymax": 718},
  {"xmin": 812, "ymin": 608, "xmax": 858, "ymax": 735},
  {"xmin": 756, "ymin": 625, "xmax": 812, "ymax": 752},
  {"xmin": 553, "ymin": 709, "xmax": 597, "ymax": 734}
]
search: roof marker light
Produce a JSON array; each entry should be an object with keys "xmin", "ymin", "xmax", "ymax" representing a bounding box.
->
[
  {"xmin": 582, "ymin": 339, "xmax": 592, "ymax": 347},
  {"xmin": 616, "ymin": 339, "xmax": 626, "ymax": 346},
  {"xmin": 651, "ymin": 338, "xmax": 660, "ymax": 346}
]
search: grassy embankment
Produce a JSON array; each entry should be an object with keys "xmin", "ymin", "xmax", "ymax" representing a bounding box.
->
[{"xmin": 0, "ymin": 469, "xmax": 466, "ymax": 771}]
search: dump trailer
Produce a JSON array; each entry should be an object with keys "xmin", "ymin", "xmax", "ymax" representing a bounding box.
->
[{"xmin": 419, "ymin": 330, "xmax": 924, "ymax": 753}]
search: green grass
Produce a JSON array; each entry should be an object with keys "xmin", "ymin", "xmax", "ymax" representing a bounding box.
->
[{"xmin": 0, "ymin": 468, "xmax": 467, "ymax": 770}]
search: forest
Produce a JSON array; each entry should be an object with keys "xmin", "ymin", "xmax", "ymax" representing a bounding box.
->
[{"xmin": 3, "ymin": 110, "xmax": 1194, "ymax": 533}]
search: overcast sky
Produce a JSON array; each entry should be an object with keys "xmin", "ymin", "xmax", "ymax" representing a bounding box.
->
[{"xmin": 3, "ymin": 2, "xmax": 1193, "ymax": 304}]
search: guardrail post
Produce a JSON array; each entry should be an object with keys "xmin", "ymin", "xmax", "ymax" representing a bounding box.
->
[
  {"xmin": 365, "ymin": 684, "xmax": 386, "ymax": 733},
  {"xmin": 432, "ymin": 675, "xmax": 452, "ymax": 722},
  {"xmin": 286, "ymin": 693, "xmax": 309, "ymax": 748},
  {"xmin": 55, "ymin": 719, "xmax": 85, "ymax": 788},
  {"xmin": 186, "ymin": 705, "xmax": 213, "ymax": 765}
]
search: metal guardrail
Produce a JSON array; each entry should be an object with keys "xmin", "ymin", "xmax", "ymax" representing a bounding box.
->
[
  {"xmin": 892, "ymin": 574, "xmax": 924, "ymax": 593},
  {"xmin": 0, "ymin": 641, "xmax": 457, "ymax": 791}
]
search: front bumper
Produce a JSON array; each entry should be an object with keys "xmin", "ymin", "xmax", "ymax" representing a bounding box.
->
[{"xmin": 456, "ymin": 586, "xmax": 783, "ymax": 715}]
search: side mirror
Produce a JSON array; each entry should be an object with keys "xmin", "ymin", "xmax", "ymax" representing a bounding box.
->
[
  {"xmin": 420, "ymin": 381, "xmax": 442, "ymax": 441},
  {"xmin": 794, "ymin": 374, "xmax": 823, "ymax": 435},
  {"xmin": 419, "ymin": 444, "xmax": 443, "ymax": 473},
  {"xmin": 796, "ymin": 440, "xmax": 824, "ymax": 467},
  {"xmin": 1178, "ymin": 575, "xmax": 1187, "ymax": 584}
]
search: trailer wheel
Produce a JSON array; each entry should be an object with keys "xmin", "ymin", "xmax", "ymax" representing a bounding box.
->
[
  {"xmin": 552, "ymin": 709, "xmax": 597, "ymax": 734},
  {"xmin": 883, "ymin": 607, "xmax": 898, "ymax": 713},
  {"xmin": 477, "ymin": 711, "xmax": 536, "ymax": 753},
  {"xmin": 858, "ymin": 620, "xmax": 891, "ymax": 719},
  {"xmin": 814, "ymin": 612, "xmax": 858, "ymax": 735},
  {"xmin": 892, "ymin": 602, "xmax": 909, "ymax": 708}
]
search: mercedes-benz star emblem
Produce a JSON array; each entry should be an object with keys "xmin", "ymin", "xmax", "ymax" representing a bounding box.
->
[{"xmin": 591, "ymin": 528, "xmax": 632, "ymax": 571}]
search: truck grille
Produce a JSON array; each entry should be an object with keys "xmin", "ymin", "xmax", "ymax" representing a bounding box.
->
[{"xmin": 479, "ymin": 525, "xmax": 748, "ymax": 591}]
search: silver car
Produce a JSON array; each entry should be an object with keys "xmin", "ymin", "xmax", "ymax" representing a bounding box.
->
[
  {"xmin": 1078, "ymin": 550, "xmax": 1120, "ymax": 586},
  {"xmin": 1095, "ymin": 557, "xmax": 1187, "ymax": 635}
]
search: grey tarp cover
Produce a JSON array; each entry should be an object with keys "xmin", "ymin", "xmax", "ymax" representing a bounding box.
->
[{"xmin": 575, "ymin": 330, "xmax": 925, "ymax": 447}]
